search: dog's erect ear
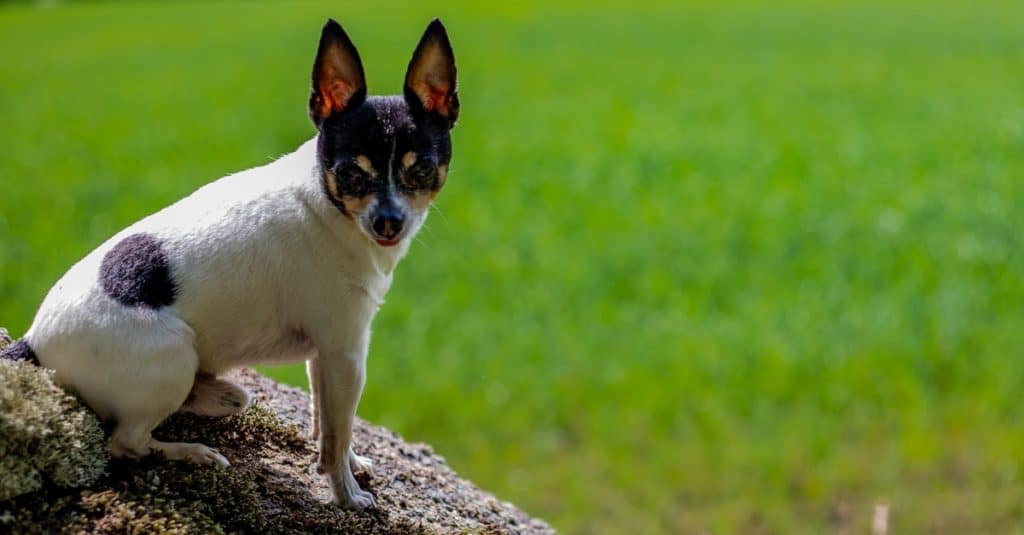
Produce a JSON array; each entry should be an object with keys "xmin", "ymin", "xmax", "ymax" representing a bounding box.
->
[
  {"xmin": 404, "ymin": 19, "xmax": 459, "ymax": 128},
  {"xmin": 309, "ymin": 19, "xmax": 367, "ymax": 127}
]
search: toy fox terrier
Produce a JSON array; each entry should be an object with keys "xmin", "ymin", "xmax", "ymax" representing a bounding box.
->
[{"xmin": 1, "ymin": 18, "xmax": 459, "ymax": 509}]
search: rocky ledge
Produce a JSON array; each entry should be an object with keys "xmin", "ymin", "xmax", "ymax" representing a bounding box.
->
[{"xmin": 0, "ymin": 328, "xmax": 553, "ymax": 534}]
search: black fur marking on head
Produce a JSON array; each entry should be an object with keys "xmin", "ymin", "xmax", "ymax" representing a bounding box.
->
[
  {"xmin": 309, "ymin": 20, "xmax": 457, "ymax": 218},
  {"xmin": 100, "ymin": 233, "xmax": 177, "ymax": 309},
  {"xmin": 1, "ymin": 339, "xmax": 39, "ymax": 366},
  {"xmin": 317, "ymin": 95, "xmax": 454, "ymax": 211}
]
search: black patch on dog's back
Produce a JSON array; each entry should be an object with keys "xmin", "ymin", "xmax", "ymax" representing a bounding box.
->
[
  {"xmin": 100, "ymin": 233, "xmax": 177, "ymax": 309},
  {"xmin": 1, "ymin": 339, "xmax": 39, "ymax": 366}
]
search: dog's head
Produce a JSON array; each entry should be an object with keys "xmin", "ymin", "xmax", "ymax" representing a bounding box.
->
[{"xmin": 309, "ymin": 19, "xmax": 458, "ymax": 247}]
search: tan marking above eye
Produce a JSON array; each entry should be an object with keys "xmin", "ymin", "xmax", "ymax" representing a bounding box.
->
[
  {"xmin": 355, "ymin": 155, "xmax": 377, "ymax": 176},
  {"xmin": 401, "ymin": 151, "xmax": 417, "ymax": 169}
]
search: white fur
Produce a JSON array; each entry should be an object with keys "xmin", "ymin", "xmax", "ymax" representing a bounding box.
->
[{"xmin": 24, "ymin": 137, "xmax": 427, "ymax": 509}]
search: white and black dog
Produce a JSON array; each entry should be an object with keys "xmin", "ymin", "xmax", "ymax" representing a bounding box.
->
[{"xmin": 0, "ymin": 18, "xmax": 458, "ymax": 509}]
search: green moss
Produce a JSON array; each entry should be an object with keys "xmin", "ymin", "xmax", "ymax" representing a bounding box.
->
[
  {"xmin": 155, "ymin": 402, "xmax": 305, "ymax": 450},
  {"xmin": 0, "ymin": 361, "xmax": 108, "ymax": 501},
  {"xmin": 76, "ymin": 489, "xmax": 223, "ymax": 534},
  {"xmin": 0, "ymin": 455, "xmax": 41, "ymax": 501}
]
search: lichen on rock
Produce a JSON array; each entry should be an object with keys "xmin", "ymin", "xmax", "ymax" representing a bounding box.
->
[
  {"xmin": 0, "ymin": 327, "xmax": 552, "ymax": 534},
  {"xmin": 0, "ymin": 355, "xmax": 108, "ymax": 502}
]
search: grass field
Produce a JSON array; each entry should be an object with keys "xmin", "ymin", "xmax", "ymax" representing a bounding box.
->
[{"xmin": 2, "ymin": 1, "xmax": 1024, "ymax": 532}]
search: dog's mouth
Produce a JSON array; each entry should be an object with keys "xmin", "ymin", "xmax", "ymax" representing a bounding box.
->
[
  {"xmin": 361, "ymin": 212, "xmax": 414, "ymax": 248},
  {"xmin": 359, "ymin": 220, "xmax": 403, "ymax": 247}
]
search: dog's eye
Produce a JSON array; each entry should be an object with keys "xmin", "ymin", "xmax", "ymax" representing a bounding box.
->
[
  {"xmin": 334, "ymin": 163, "xmax": 367, "ymax": 179},
  {"xmin": 332, "ymin": 163, "xmax": 373, "ymax": 197},
  {"xmin": 411, "ymin": 163, "xmax": 434, "ymax": 178},
  {"xmin": 403, "ymin": 163, "xmax": 437, "ymax": 189}
]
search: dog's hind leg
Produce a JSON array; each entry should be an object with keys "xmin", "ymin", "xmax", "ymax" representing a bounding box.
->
[
  {"xmin": 71, "ymin": 319, "xmax": 230, "ymax": 467},
  {"xmin": 178, "ymin": 372, "xmax": 251, "ymax": 418},
  {"xmin": 107, "ymin": 355, "xmax": 232, "ymax": 467}
]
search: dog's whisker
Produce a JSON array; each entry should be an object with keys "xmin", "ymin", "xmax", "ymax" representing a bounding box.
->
[{"xmin": 429, "ymin": 203, "xmax": 451, "ymax": 224}]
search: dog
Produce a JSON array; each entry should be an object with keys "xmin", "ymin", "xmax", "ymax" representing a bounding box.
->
[{"xmin": 0, "ymin": 18, "xmax": 459, "ymax": 509}]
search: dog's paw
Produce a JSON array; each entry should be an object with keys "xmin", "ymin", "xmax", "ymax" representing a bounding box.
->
[
  {"xmin": 349, "ymin": 449, "xmax": 373, "ymax": 472},
  {"xmin": 336, "ymin": 487, "xmax": 377, "ymax": 510},
  {"xmin": 190, "ymin": 445, "xmax": 231, "ymax": 468},
  {"xmin": 330, "ymin": 465, "xmax": 376, "ymax": 510}
]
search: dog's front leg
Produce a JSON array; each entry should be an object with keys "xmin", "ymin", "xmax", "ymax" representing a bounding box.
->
[
  {"xmin": 313, "ymin": 345, "xmax": 375, "ymax": 509},
  {"xmin": 306, "ymin": 357, "xmax": 321, "ymax": 441}
]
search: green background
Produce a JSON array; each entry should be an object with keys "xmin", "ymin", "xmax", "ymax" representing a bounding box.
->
[{"xmin": 2, "ymin": 1, "xmax": 1023, "ymax": 532}]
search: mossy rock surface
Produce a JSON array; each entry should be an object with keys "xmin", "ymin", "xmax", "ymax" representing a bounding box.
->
[
  {"xmin": 0, "ymin": 331, "xmax": 108, "ymax": 503},
  {"xmin": 0, "ymin": 328, "xmax": 553, "ymax": 534}
]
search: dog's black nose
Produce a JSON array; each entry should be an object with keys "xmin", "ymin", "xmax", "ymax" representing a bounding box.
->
[{"xmin": 371, "ymin": 210, "xmax": 404, "ymax": 240}]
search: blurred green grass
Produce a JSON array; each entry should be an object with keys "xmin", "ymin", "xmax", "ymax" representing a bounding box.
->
[{"xmin": 2, "ymin": 1, "xmax": 1024, "ymax": 532}]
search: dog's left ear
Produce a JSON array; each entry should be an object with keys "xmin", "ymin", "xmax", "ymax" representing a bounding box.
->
[
  {"xmin": 309, "ymin": 19, "xmax": 367, "ymax": 127},
  {"xmin": 404, "ymin": 19, "xmax": 459, "ymax": 128}
]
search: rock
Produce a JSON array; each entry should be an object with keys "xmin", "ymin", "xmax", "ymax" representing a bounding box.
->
[
  {"xmin": 0, "ymin": 332, "xmax": 553, "ymax": 534},
  {"xmin": 0, "ymin": 361, "xmax": 108, "ymax": 502}
]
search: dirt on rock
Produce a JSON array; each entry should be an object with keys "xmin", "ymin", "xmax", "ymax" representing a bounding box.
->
[{"xmin": 0, "ymin": 328, "xmax": 553, "ymax": 534}]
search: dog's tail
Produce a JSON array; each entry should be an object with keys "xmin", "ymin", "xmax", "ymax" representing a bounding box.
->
[{"xmin": 1, "ymin": 337, "xmax": 40, "ymax": 366}]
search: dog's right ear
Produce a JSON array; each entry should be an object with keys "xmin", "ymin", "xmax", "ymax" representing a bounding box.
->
[{"xmin": 309, "ymin": 19, "xmax": 367, "ymax": 127}]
